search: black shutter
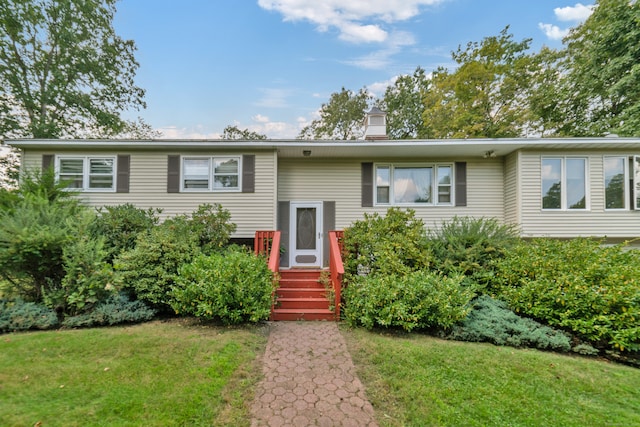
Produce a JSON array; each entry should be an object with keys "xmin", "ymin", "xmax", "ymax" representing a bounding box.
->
[
  {"xmin": 42, "ymin": 154, "xmax": 54, "ymax": 172},
  {"xmin": 116, "ymin": 155, "xmax": 130, "ymax": 193},
  {"xmin": 242, "ymin": 154, "xmax": 255, "ymax": 193},
  {"xmin": 277, "ymin": 201, "xmax": 290, "ymax": 268},
  {"xmin": 361, "ymin": 162, "xmax": 374, "ymax": 207},
  {"xmin": 167, "ymin": 155, "xmax": 180, "ymax": 193},
  {"xmin": 455, "ymin": 162, "xmax": 467, "ymax": 207}
]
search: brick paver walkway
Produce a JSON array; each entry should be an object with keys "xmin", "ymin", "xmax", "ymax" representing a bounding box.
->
[{"xmin": 250, "ymin": 322, "xmax": 378, "ymax": 427}]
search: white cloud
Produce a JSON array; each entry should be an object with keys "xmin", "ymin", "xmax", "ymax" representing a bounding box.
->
[
  {"xmin": 539, "ymin": 3, "xmax": 594, "ymax": 41},
  {"xmin": 258, "ymin": 0, "xmax": 443, "ymax": 44},
  {"xmin": 554, "ymin": 3, "xmax": 594, "ymax": 21},
  {"xmin": 254, "ymin": 88, "xmax": 292, "ymax": 108},
  {"xmin": 367, "ymin": 76, "xmax": 397, "ymax": 98},
  {"xmin": 157, "ymin": 126, "xmax": 222, "ymax": 139},
  {"xmin": 538, "ymin": 23, "xmax": 569, "ymax": 40},
  {"xmin": 345, "ymin": 30, "xmax": 416, "ymax": 70}
]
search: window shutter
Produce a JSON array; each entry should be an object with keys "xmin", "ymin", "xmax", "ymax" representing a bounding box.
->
[
  {"xmin": 455, "ymin": 162, "xmax": 467, "ymax": 207},
  {"xmin": 361, "ymin": 162, "xmax": 374, "ymax": 207},
  {"xmin": 42, "ymin": 154, "xmax": 54, "ymax": 172},
  {"xmin": 242, "ymin": 154, "xmax": 255, "ymax": 193},
  {"xmin": 116, "ymin": 155, "xmax": 130, "ymax": 193},
  {"xmin": 323, "ymin": 201, "xmax": 336, "ymax": 268},
  {"xmin": 277, "ymin": 201, "xmax": 290, "ymax": 268},
  {"xmin": 167, "ymin": 155, "xmax": 180, "ymax": 193}
]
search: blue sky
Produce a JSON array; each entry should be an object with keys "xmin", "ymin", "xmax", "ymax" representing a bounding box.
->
[{"xmin": 113, "ymin": 1, "xmax": 594, "ymax": 139}]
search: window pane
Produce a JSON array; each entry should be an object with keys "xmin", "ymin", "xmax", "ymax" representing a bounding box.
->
[
  {"xmin": 214, "ymin": 175, "xmax": 238, "ymax": 188},
  {"xmin": 377, "ymin": 187, "xmax": 389, "ymax": 203},
  {"xmin": 376, "ymin": 166, "xmax": 390, "ymax": 186},
  {"xmin": 394, "ymin": 167, "xmax": 432, "ymax": 203},
  {"xmin": 89, "ymin": 158, "xmax": 113, "ymax": 174},
  {"xmin": 89, "ymin": 175, "xmax": 113, "ymax": 188},
  {"xmin": 635, "ymin": 156, "xmax": 640, "ymax": 209},
  {"xmin": 214, "ymin": 158, "xmax": 238, "ymax": 174},
  {"xmin": 566, "ymin": 158, "xmax": 586, "ymax": 209},
  {"xmin": 59, "ymin": 159, "xmax": 84, "ymax": 188},
  {"xmin": 437, "ymin": 166, "xmax": 451, "ymax": 203},
  {"xmin": 604, "ymin": 157, "xmax": 625, "ymax": 209},
  {"xmin": 183, "ymin": 158, "xmax": 210, "ymax": 189},
  {"xmin": 542, "ymin": 158, "xmax": 561, "ymax": 209}
]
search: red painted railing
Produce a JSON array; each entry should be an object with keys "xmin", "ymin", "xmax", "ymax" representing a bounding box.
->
[
  {"xmin": 254, "ymin": 230, "xmax": 281, "ymax": 274},
  {"xmin": 328, "ymin": 230, "xmax": 345, "ymax": 320}
]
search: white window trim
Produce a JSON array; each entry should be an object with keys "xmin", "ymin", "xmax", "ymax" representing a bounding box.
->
[
  {"xmin": 56, "ymin": 155, "xmax": 116, "ymax": 192},
  {"xmin": 374, "ymin": 162, "xmax": 455, "ymax": 207},
  {"xmin": 603, "ymin": 156, "xmax": 629, "ymax": 211},
  {"xmin": 541, "ymin": 156, "xmax": 589, "ymax": 211},
  {"xmin": 180, "ymin": 155, "xmax": 242, "ymax": 192}
]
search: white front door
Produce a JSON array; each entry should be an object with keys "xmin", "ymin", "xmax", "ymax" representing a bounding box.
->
[{"xmin": 290, "ymin": 202, "xmax": 323, "ymax": 267}]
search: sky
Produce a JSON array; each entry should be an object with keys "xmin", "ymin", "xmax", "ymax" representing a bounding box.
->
[{"xmin": 112, "ymin": 0, "xmax": 595, "ymax": 139}]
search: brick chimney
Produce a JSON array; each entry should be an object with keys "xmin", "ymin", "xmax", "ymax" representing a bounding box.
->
[{"xmin": 363, "ymin": 107, "xmax": 387, "ymax": 140}]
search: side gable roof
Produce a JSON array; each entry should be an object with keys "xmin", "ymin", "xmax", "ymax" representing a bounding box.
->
[{"xmin": 8, "ymin": 137, "xmax": 640, "ymax": 159}]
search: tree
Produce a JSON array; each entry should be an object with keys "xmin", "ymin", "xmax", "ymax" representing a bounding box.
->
[
  {"xmin": 560, "ymin": 0, "xmax": 640, "ymax": 136},
  {"xmin": 298, "ymin": 87, "xmax": 372, "ymax": 140},
  {"xmin": 379, "ymin": 67, "xmax": 430, "ymax": 139},
  {"xmin": 222, "ymin": 125, "xmax": 267, "ymax": 140},
  {"xmin": 421, "ymin": 27, "xmax": 535, "ymax": 138},
  {"xmin": 0, "ymin": 0, "xmax": 146, "ymax": 138}
]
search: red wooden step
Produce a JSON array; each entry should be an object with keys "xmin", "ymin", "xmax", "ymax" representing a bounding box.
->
[
  {"xmin": 276, "ymin": 287, "xmax": 327, "ymax": 299},
  {"xmin": 276, "ymin": 297, "xmax": 331, "ymax": 310},
  {"xmin": 271, "ymin": 308, "xmax": 335, "ymax": 321}
]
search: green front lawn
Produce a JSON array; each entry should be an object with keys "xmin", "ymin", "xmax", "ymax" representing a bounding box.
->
[
  {"xmin": 0, "ymin": 320, "xmax": 267, "ymax": 427},
  {"xmin": 343, "ymin": 327, "xmax": 640, "ymax": 427}
]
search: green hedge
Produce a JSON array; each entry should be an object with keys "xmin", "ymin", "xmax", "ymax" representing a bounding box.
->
[
  {"xmin": 171, "ymin": 248, "xmax": 276, "ymax": 324},
  {"xmin": 493, "ymin": 238, "xmax": 640, "ymax": 352},
  {"xmin": 343, "ymin": 270, "xmax": 475, "ymax": 332}
]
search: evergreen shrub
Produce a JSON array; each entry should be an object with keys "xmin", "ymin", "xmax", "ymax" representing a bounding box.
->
[
  {"xmin": 171, "ymin": 247, "xmax": 275, "ymax": 324},
  {"xmin": 62, "ymin": 293, "xmax": 155, "ymax": 328},
  {"xmin": 444, "ymin": 295, "xmax": 571, "ymax": 352},
  {"xmin": 493, "ymin": 238, "xmax": 640, "ymax": 352},
  {"xmin": 0, "ymin": 299, "xmax": 59, "ymax": 332},
  {"xmin": 343, "ymin": 270, "xmax": 475, "ymax": 332}
]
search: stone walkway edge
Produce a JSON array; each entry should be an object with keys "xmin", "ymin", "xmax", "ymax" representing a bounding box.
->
[{"xmin": 250, "ymin": 322, "xmax": 379, "ymax": 427}]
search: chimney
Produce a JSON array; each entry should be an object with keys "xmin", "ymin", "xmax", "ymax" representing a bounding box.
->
[{"xmin": 363, "ymin": 107, "xmax": 387, "ymax": 140}]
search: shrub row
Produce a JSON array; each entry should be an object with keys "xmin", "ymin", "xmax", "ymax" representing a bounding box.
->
[{"xmin": 493, "ymin": 238, "xmax": 640, "ymax": 352}]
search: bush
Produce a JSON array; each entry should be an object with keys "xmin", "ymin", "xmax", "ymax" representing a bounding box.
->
[
  {"xmin": 171, "ymin": 248, "xmax": 275, "ymax": 324},
  {"xmin": 189, "ymin": 203, "xmax": 236, "ymax": 254},
  {"xmin": 0, "ymin": 299, "xmax": 59, "ymax": 333},
  {"xmin": 492, "ymin": 238, "xmax": 640, "ymax": 352},
  {"xmin": 89, "ymin": 203, "xmax": 161, "ymax": 263},
  {"xmin": 115, "ymin": 217, "xmax": 200, "ymax": 312},
  {"xmin": 443, "ymin": 296, "xmax": 572, "ymax": 352},
  {"xmin": 0, "ymin": 194, "xmax": 85, "ymax": 302},
  {"xmin": 343, "ymin": 208, "xmax": 431, "ymax": 279},
  {"xmin": 427, "ymin": 216, "xmax": 519, "ymax": 286},
  {"xmin": 343, "ymin": 270, "xmax": 475, "ymax": 332},
  {"xmin": 62, "ymin": 293, "xmax": 155, "ymax": 328}
]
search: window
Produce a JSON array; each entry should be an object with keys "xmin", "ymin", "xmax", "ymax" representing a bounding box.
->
[
  {"xmin": 182, "ymin": 156, "xmax": 240, "ymax": 191},
  {"xmin": 57, "ymin": 156, "xmax": 115, "ymax": 191},
  {"xmin": 604, "ymin": 156, "xmax": 627, "ymax": 210},
  {"xmin": 375, "ymin": 163, "xmax": 453, "ymax": 206},
  {"xmin": 541, "ymin": 157, "xmax": 587, "ymax": 210}
]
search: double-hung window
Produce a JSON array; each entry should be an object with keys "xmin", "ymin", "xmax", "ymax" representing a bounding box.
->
[
  {"xmin": 375, "ymin": 164, "xmax": 453, "ymax": 206},
  {"xmin": 182, "ymin": 156, "xmax": 240, "ymax": 191},
  {"xmin": 604, "ymin": 156, "xmax": 628, "ymax": 210},
  {"xmin": 541, "ymin": 157, "xmax": 587, "ymax": 210},
  {"xmin": 57, "ymin": 156, "xmax": 115, "ymax": 191}
]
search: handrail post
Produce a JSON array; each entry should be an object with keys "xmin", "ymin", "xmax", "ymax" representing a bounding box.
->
[{"xmin": 328, "ymin": 230, "xmax": 345, "ymax": 320}]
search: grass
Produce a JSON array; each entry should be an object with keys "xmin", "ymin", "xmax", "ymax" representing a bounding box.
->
[
  {"xmin": 0, "ymin": 320, "xmax": 268, "ymax": 427},
  {"xmin": 342, "ymin": 327, "xmax": 640, "ymax": 427}
]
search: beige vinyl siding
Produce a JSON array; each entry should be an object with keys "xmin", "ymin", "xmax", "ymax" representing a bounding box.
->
[
  {"xmin": 23, "ymin": 150, "xmax": 277, "ymax": 238},
  {"xmin": 278, "ymin": 158, "xmax": 504, "ymax": 230},
  {"xmin": 520, "ymin": 150, "xmax": 640, "ymax": 238},
  {"xmin": 504, "ymin": 151, "xmax": 520, "ymax": 225}
]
